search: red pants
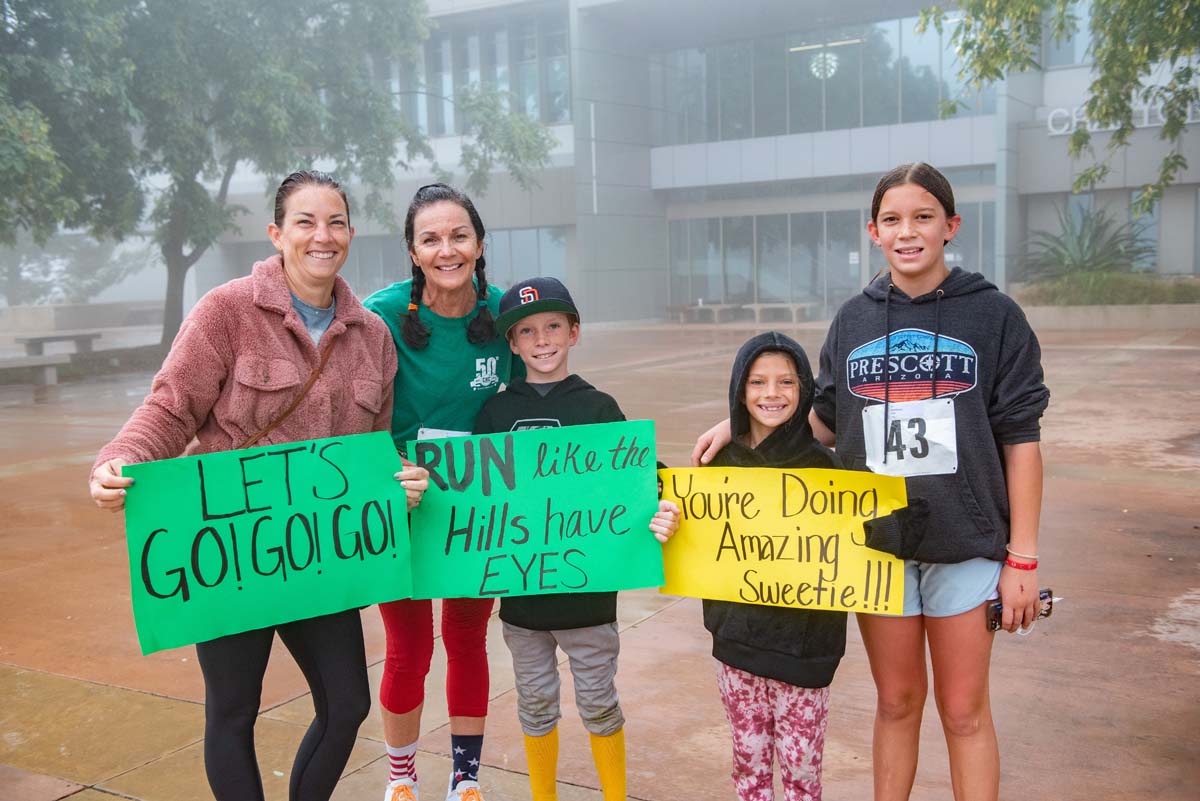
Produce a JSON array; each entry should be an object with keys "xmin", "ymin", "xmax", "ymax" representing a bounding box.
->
[{"xmin": 378, "ymin": 597, "xmax": 494, "ymax": 717}]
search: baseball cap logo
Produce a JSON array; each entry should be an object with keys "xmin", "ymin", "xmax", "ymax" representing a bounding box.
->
[{"xmin": 519, "ymin": 286, "xmax": 539, "ymax": 304}]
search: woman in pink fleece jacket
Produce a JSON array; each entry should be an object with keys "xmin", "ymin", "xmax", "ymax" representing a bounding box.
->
[{"xmin": 88, "ymin": 171, "xmax": 429, "ymax": 801}]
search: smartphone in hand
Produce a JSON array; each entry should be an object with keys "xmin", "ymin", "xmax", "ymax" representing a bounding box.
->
[{"xmin": 987, "ymin": 588, "xmax": 1056, "ymax": 631}]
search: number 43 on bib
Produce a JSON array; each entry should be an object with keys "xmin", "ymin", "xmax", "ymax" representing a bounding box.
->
[{"xmin": 863, "ymin": 398, "xmax": 957, "ymax": 477}]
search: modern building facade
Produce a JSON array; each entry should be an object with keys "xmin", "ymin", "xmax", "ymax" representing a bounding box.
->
[{"xmin": 202, "ymin": 0, "xmax": 1200, "ymax": 322}]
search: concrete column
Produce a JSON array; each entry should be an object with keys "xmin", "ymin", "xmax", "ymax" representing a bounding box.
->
[
  {"xmin": 994, "ymin": 71, "xmax": 1042, "ymax": 288},
  {"xmin": 568, "ymin": 1, "xmax": 668, "ymax": 321}
]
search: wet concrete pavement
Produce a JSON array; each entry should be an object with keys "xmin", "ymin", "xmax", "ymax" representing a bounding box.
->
[{"xmin": 1, "ymin": 322, "xmax": 1198, "ymax": 800}]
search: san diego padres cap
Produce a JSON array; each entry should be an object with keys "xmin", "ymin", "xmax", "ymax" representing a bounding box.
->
[{"xmin": 495, "ymin": 276, "xmax": 580, "ymax": 335}]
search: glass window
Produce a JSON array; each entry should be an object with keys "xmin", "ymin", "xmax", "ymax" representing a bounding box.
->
[
  {"xmin": 426, "ymin": 33, "xmax": 455, "ymax": 135},
  {"xmin": 719, "ymin": 42, "xmax": 753, "ymax": 140},
  {"xmin": 691, "ymin": 218, "xmax": 723, "ymax": 303},
  {"xmin": 486, "ymin": 230, "xmax": 512, "ymax": 289},
  {"xmin": 669, "ymin": 220, "xmax": 690, "ymax": 304},
  {"xmin": 787, "ymin": 31, "xmax": 824, "ymax": 133},
  {"xmin": 1044, "ymin": 0, "xmax": 1093, "ymax": 67},
  {"xmin": 723, "ymin": 217, "xmax": 754, "ymax": 303},
  {"xmin": 948, "ymin": 201, "xmax": 979, "ymax": 272},
  {"xmin": 513, "ymin": 20, "xmax": 540, "ymax": 120},
  {"xmin": 541, "ymin": 18, "xmax": 570, "ymax": 123},
  {"xmin": 823, "ymin": 25, "xmax": 863, "ymax": 130},
  {"xmin": 455, "ymin": 31, "xmax": 481, "ymax": 91},
  {"xmin": 538, "ymin": 227, "xmax": 567, "ymax": 281},
  {"xmin": 825, "ymin": 211, "xmax": 862, "ymax": 310},
  {"xmin": 482, "ymin": 24, "xmax": 511, "ymax": 112},
  {"xmin": 755, "ymin": 215, "xmax": 789, "ymax": 302},
  {"xmin": 704, "ymin": 49, "xmax": 720, "ymax": 142},
  {"xmin": 862, "ymin": 20, "xmax": 900, "ymax": 126},
  {"xmin": 899, "ymin": 16, "xmax": 941, "ymax": 122},
  {"xmin": 980, "ymin": 201, "xmax": 996, "ymax": 282},
  {"xmin": 680, "ymin": 49, "xmax": 712, "ymax": 144},
  {"xmin": 1130, "ymin": 191, "xmax": 1159, "ymax": 271},
  {"xmin": 510, "ymin": 228, "xmax": 539, "ymax": 281},
  {"xmin": 396, "ymin": 53, "xmax": 428, "ymax": 135},
  {"xmin": 662, "ymin": 51, "xmax": 686, "ymax": 146},
  {"xmin": 754, "ymin": 37, "xmax": 787, "ymax": 137},
  {"xmin": 789, "ymin": 212, "xmax": 823, "ymax": 303}
]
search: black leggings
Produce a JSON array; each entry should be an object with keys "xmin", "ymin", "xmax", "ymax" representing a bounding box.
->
[{"xmin": 194, "ymin": 608, "xmax": 371, "ymax": 801}]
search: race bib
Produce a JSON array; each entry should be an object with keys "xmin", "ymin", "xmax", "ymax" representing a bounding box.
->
[
  {"xmin": 862, "ymin": 398, "xmax": 957, "ymax": 477},
  {"xmin": 418, "ymin": 427, "xmax": 470, "ymax": 441}
]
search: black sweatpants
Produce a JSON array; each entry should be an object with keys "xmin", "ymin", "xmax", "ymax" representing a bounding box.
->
[{"xmin": 194, "ymin": 608, "xmax": 371, "ymax": 801}]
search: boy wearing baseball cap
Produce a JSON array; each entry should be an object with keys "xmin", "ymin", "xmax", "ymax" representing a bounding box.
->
[{"xmin": 474, "ymin": 276, "xmax": 680, "ymax": 801}]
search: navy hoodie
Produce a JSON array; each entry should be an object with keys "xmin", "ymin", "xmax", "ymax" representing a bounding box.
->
[
  {"xmin": 812, "ymin": 268, "xmax": 1049, "ymax": 564},
  {"xmin": 702, "ymin": 332, "xmax": 847, "ymax": 688},
  {"xmin": 474, "ymin": 374, "xmax": 624, "ymax": 631}
]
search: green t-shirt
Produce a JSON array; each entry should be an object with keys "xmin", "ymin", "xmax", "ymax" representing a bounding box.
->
[{"xmin": 364, "ymin": 279, "xmax": 524, "ymax": 453}]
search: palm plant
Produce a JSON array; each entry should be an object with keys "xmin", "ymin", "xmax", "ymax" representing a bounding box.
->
[{"xmin": 1026, "ymin": 205, "xmax": 1155, "ymax": 279}]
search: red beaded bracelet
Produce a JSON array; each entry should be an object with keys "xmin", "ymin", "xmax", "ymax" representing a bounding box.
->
[{"xmin": 1005, "ymin": 557, "xmax": 1037, "ymax": 570}]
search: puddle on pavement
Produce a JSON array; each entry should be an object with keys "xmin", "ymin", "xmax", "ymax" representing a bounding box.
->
[{"xmin": 1148, "ymin": 589, "xmax": 1200, "ymax": 654}]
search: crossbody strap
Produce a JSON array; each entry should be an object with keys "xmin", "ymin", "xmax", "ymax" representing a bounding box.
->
[{"xmin": 240, "ymin": 342, "xmax": 335, "ymax": 449}]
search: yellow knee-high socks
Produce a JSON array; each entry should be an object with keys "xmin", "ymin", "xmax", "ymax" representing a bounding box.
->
[
  {"xmin": 523, "ymin": 728, "xmax": 559, "ymax": 801},
  {"xmin": 589, "ymin": 728, "xmax": 626, "ymax": 801}
]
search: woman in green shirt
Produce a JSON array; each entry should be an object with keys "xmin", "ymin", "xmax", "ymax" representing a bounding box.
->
[{"xmin": 365, "ymin": 184, "xmax": 522, "ymax": 801}]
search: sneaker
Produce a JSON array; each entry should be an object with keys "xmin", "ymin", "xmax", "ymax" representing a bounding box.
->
[
  {"xmin": 385, "ymin": 777, "xmax": 419, "ymax": 801},
  {"xmin": 445, "ymin": 779, "xmax": 484, "ymax": 801}
]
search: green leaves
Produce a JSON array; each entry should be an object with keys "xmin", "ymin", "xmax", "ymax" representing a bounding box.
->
[
  {"xmin": 452, "ymin": 83, "xmax": 557, "ymax": 197},
  {"xmin": 3, "ymin": 0, "xmax": 552, "ymax": 337},
  {"xmin": 937, "ymin": 0, "xmax": 1199, "ymax": 200}
]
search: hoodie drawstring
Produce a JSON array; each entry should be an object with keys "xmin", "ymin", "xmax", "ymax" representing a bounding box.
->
[
  {"xmin": 882, "ymin": 284, "xmax": 893, "ymax": 464},
  {"xmin": 931, "ymin": 288, "xmax": 944, "ymax": 399}
]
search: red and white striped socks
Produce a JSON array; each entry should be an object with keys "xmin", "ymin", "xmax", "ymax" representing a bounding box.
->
[{"xmin": 387, "ymin": 741, "xmax": 418, "ymax": 784}]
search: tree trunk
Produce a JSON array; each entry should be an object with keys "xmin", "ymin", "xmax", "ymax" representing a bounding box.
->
[
  {"xmin": 160, "ymin": 244, "xmax": 189, "ymax": 348},
  {"xmin": 4, "ymin": 260, "xmax": 28, "ymax": 306}
]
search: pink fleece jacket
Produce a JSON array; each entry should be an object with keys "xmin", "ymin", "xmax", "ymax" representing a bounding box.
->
[{"xmin": 93, "ymin": 255, "xmax": 397, "ymax": 473}]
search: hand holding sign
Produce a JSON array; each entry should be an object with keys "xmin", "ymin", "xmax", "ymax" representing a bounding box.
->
[{"xmin": 90, "ymin": 457, "xmax": 133, "ymax": 511}]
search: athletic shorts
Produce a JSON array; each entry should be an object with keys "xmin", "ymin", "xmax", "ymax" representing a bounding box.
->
[{"xmin": 901, "ymin": 557, "xmax": 1001, "ymax": 618}]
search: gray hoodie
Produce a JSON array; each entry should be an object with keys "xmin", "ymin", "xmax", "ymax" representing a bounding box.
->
[{"xmin": 812, "ymin": 268, "xmax": 1049, "ymax": 564}]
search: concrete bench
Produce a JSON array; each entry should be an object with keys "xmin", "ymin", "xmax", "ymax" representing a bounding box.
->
[
  {"xmin": 15, "ymin": 330, "xmax": 102, "ymax": 356},
  {"xmin": 685, "ymin": 304, "xmax": 742, "ymax": 323},
  {"xmin": 0, "ymin": 353, "xmax": 72, "ymax": 385},
  {"xmin": 742, "ymin": 302, "xmax": 819, "ymax": 324}
]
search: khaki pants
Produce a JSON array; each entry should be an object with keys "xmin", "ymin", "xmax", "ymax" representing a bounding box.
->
[{"xmin": 502, "ymin": 620, "xmax": 624, "ymax": 737}]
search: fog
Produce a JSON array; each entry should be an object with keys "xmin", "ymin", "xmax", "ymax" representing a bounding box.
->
[{"xmin": 1, "ymin": 2, "xmax": 1197, "ymax": 798}]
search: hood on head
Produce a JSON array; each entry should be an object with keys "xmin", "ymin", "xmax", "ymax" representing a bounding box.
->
[{"xmin": 728, "ymin": 331, "xmax": 815, "ymax": 457}]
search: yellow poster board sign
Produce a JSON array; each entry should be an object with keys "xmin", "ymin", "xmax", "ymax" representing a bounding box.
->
[{"xmin": 659, "ymin": 467, "xmax": 907, "ymax": 615}]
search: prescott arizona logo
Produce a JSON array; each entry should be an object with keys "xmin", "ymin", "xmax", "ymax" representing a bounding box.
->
[{"xmin": 846, "ymin": 328, "xmax": 977, "ymax": 402}]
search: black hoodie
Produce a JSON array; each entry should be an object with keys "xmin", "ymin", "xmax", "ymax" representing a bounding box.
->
[
  {"xmin": 474, "ymin": 374, "xmax": 625, "ymax": 631},
  {"xmin": 702, "ymin": 332, "xmax": 847, "ymax": 688},
  {"xmin": 812, "ymin": 268, "xmax": 1049, "ymax": 564}
]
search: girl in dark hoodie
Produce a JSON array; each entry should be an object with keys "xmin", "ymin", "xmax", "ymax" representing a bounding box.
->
[
  {"xmin": 693, "ymin": 164, "xmax": 1049, "ymax": 801},
  {"xmin": 703, "ymin": 331, "xmax": 847, "ymax": 801}
]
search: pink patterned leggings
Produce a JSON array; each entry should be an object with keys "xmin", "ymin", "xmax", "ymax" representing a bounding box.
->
[{"xmin": 715, "ymin": 661, "xmax": 831, "ymax": 801}]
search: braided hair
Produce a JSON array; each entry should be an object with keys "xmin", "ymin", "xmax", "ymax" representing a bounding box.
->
[{"xmin": 400, "ymin": 183, "xmax": 497, "ymax": 350}]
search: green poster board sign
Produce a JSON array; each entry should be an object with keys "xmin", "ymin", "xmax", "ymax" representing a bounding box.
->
[
  {"xmin": 407, "ymin": 420, "xmax": 663, "ymax": 599},
  {"xmin": 122, "ymin": 431, "xmax": 412, "ymax": 654}
]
